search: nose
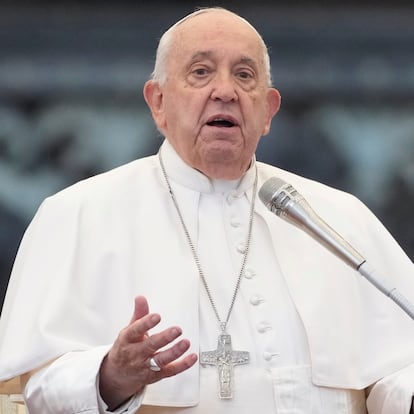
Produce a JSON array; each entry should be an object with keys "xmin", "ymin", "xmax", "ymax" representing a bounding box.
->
[{"xmin": 210, "ymin": 72, "xmax": 238, "ymax": 103}]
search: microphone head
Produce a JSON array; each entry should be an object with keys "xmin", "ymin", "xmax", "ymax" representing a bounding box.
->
[{"xmin": 259, "ymin": 177, "xmax": 301, "ymax": 216}]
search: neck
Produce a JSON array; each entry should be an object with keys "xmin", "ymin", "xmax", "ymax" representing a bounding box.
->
[
  {"xmin": 193, "ymin": 160, "xmax": 252, "ymax": 181},
  {"xmin": 159, "ymin": 140, "xmax": 257, "ymax": 195}
]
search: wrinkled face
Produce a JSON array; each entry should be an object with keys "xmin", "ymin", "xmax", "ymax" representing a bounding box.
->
[{"xmin": 144, "ymin": 10, "xmax": 281, "ymax": 179}]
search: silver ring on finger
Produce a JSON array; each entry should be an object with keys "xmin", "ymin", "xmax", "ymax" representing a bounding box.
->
[{"xmin": 149, "ymin": 356, "xmax": 161, "ymax": 372}]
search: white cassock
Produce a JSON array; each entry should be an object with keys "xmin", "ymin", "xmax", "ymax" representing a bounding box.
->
[{"xmin": 1, "ymin": 140, "xmax": 414, "ymax": 413}]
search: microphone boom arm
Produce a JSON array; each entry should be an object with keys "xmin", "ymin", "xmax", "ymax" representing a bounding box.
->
[{"xmin": 259, "ymin": 178, "xmax": 414, "ymax": 320}]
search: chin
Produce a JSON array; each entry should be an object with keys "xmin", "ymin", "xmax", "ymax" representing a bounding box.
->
[
  {"xmin": 199, "ymin": 154, "xmax": 247, "ymax": 180},
  {"xmin": 193, "ymin": 142, "xmax": 252, "ymax": 179},
  {"xmin": 203, "ymin": 140, "xmax": 241, "ymax": 159}
]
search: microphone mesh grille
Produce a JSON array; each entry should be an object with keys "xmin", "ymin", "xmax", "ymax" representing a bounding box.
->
[{"xmin": 258, "ymin": 177, "xmax": 288, "ymax": 206}]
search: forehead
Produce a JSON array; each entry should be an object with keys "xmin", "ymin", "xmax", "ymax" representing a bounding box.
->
[{"xmin": 171, "ymin": 11, "xmax": 265, "ymax": 63}]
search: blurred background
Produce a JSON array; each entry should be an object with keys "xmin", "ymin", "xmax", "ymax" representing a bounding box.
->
[{"xmin": 1, "ymin": 0, "xmax": 414, "ymax": 309}]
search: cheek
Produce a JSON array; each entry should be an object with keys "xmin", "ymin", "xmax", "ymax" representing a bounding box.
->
[
  {"xmin": 248, "ymin": 103, "xmax": 269, "ymax": 132},
  {"xmin": 259, "ymin": 98, "xmax": 274, "ymax": 128},
  {"xmin": 164, "ymin": 103, "xmax": 195, "ymax": 139},
  {"xmin": 163, "ymin": 97, "xmax": 183, "ymax": 127}
]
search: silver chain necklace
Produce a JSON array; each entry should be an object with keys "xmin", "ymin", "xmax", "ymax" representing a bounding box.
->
[{"xmin": 158, "ymin": 149, "xmax": 258, "ymax": 399}]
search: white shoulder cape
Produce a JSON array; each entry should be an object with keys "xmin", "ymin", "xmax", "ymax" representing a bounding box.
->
[{"xmin": 1, "ymin": 147, "xmax": 414, "ymax": 405}]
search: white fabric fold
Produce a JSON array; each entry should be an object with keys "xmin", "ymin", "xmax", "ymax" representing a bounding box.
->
[{"xmin": 1, "ymin": 140, "xmax": 414, "ymax": 412}]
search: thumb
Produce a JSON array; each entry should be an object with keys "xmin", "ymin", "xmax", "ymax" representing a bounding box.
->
[{"xmin": 129, "ymin": 295, "xmax": 150, "ymax": 324}]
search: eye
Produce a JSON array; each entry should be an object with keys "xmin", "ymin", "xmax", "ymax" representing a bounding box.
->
[
  {"xmin": 187, "ymin": 65, "xmax": 213, "ymax": 87},
  {"xmin": 236, "ymin": 70, "xmax": 254, "ymax": 80},
  {"xmin": 192, "ymin": 67, "xmax": 210, "ymax": 77}
]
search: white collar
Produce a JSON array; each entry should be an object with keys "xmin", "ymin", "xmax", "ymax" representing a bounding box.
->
[{"xmin": 158, "ymin": 139, "xmax": 257, "ymax": 195}]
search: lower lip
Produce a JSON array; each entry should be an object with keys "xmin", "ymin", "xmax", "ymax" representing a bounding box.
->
[{"xmin": 204, "ymin": 125, "xmax": 239, "ymax": 136}]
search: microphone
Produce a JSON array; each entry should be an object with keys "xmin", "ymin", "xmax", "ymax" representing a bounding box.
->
[{"xmin": 259, "ymin": 176, "xmax": 414, "ymax": 320}]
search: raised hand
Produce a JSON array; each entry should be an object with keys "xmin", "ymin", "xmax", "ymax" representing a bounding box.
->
[{"xmin": 99, "ymin": 295, "xmax": 198, "ymax": 410}]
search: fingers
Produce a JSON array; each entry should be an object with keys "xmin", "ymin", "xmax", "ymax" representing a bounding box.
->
[
  {"xmin": 120, "ymin": 298, "xmax": 194, "ymax": 367},
  {"xmin": 144, "ymin": 325, "xmax": 183, "ymax": 354},
  {"xmin": 150, "ymin": 348, "xmax": 198, "ymax": 380},
  {"xmin": 123, "ymin": 322, "xmax": 189, "ymax": 368},
  {"xmin": 124, "ymin": 312, "xmax": 161, "ymax": 343},
  {"xmin": 103, "ymin": 296, "xmax": 197, "ymax": 397},
  {"xmin": 151, "ymin": 337, "xmax": 189, "ymax": 369},
  {"xmin": 150, "ymin": 339, "xmax": 198, "ymax": 375}
]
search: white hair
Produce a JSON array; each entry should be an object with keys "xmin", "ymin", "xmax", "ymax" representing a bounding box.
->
[{"xmin": 150, "ymin": 7, "xmax": 273, "ymax": 87}]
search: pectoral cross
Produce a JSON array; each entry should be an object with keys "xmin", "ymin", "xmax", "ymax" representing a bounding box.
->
[{"xmin": 200, "ymin": 333, "xmax": 249, "ymax": 399}]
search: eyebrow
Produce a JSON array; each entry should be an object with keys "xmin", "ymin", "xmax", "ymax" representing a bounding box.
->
[
  {"xmin": 190, "ymin": 50, "xmax": 258, "ymax": 69},
  {"xmin": 190, "ymin": 50, "xmax": 214, "ymax": 62}
]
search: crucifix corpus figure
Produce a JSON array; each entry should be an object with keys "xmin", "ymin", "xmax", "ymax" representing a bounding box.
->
[{"xmin": 200, "ymin": 333, "xmax": 249, "ymax": 399}]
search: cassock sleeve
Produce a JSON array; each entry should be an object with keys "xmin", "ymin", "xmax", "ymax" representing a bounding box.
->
[
  {"xmin": 24, "ymin": 345, "xmax": 144, "ymax": 413},
  {"xmin": 366, "ymin": 362, "xmax": 414, "ymax": 414}
]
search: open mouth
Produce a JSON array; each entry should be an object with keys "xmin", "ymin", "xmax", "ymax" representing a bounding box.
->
[{"xmin": 206, "ymin": 117, "xmax": 237, "ymax": 128}]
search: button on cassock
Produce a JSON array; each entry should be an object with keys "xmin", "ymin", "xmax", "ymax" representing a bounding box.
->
[
  {"xmin": 250, "ymin": 295, "xmax": 265, "ymax": 305},
  {"xmin": 257, "ymin": 322, "xmax": 272, "ymax": 333},
  {"xmin": 244, "ymin": 268, "xmax": 255, "ymax": 279},
  {"xmin": 236, "ymin": 242, "xmax": 246, "ymax": 254},
  {"xmin": 263, "ymin": 351, "xmax": 279, "ymax": 361},
  {"xmin": 230, "ymin": 217, "xmax": 241, "ymax": 227}
]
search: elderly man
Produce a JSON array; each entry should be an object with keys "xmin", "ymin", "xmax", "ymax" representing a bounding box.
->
[{"xmin": 1, "ymin": 7, "xmax": 414, "ymax": 414}]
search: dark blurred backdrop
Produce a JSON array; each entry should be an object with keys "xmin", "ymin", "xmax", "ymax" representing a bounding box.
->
[{"xmin": 1, "ymin": 0, "xmax": 414, "ymax": 309}]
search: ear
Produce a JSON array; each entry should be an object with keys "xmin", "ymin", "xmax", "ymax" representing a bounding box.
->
[
  {"xmin": 262, "ymin": 88, "xmax": 281, "ymax": 136},
  {"xmin": 143, "ymin": 80, "xmax": 167, "ymax": 132}
]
